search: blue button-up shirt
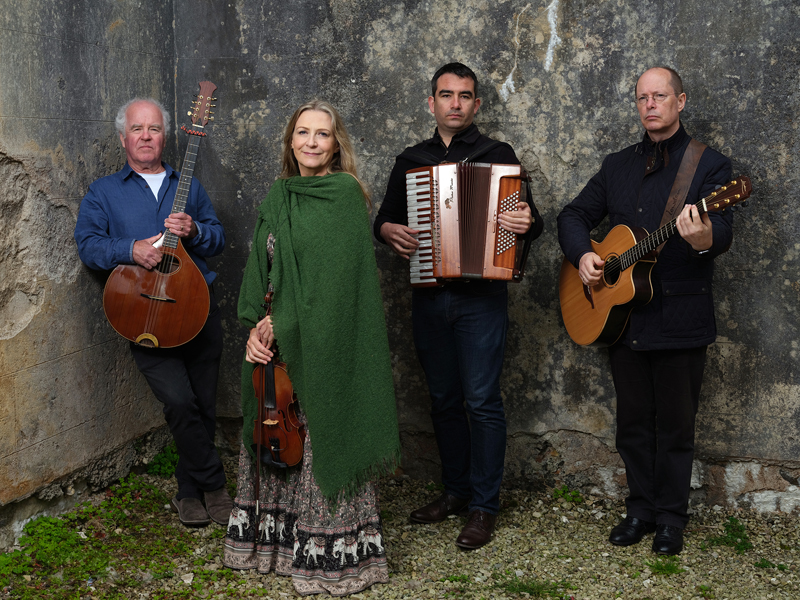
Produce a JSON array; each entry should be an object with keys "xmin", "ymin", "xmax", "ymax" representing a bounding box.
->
[{"xmin": 74, "ymin": 162, "xmax": 225, "ymax": 284}]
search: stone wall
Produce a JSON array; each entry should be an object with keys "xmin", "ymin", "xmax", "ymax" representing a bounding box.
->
[
  {"xmin": 0, "ymin": 0, "xmax": 798, "ymax": 548},
  {"xmin": 0, "ymin": 0, "xmax": 177, "ymax": 547}
]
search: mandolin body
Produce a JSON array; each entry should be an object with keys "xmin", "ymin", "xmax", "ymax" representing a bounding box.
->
[{"xmin": 103, "ymin": 239, "xmax": 209, "ymax": 348}]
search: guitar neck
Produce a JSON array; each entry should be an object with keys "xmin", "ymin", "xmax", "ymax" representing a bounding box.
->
[
  {"xmin": 619, "ymin": 179, "xmax": 746, "ymax": 270},
  {"xmin": 163, "ymin": 128, "xmax": 204, "ymax": 249},
  {"xmin": 619, "ymin": 198, "xmax": 705, "ymax": 268}
]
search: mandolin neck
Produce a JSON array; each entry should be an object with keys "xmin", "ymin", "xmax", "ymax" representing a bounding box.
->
[{"xmin": 163, "ymin": 127, "xmax": 204, "ymax": 250}]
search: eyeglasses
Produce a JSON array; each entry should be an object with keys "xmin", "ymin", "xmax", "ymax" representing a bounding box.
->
[{"xmin": 635, "ymin": 93, "xmax": 679, "ymax": 105}]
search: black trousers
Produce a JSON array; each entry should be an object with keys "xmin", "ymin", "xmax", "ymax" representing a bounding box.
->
[
  {"xmin": 130, "ymin": 294, "xmax": 226, "ymax": 499},
  {"xmin": 608, "ymin": 343, "xmax": 707, "ymax": 529}
]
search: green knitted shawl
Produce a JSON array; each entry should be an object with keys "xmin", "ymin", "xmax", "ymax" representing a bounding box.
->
[{"xmin": 238, "ymin": 173, "xmax": 401, "ymax": 503}]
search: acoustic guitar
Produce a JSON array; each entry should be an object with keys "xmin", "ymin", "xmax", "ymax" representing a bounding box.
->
[
  {"xmin": 559, "ymin": 176, "xmax": 752, "ymax": 347},
  {"xmin": 103, "ymin": 82, "xmax": 218, "ymax": 348}
]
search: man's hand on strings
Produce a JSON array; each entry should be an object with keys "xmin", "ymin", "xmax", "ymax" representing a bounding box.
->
[
  {"xmin": 676, "ymin": 204, "xmax": 713, "ymax": 252},
  {"xmin": 132, "ymin": 233, "xmax": 163, "ymax": 269},
  {"xmin": 579, "ymin": 252, "xmax": 605, "ymax": 286},
  {"xmin": 164, "ymin": 212, "xmax": 198, "ymax": 239}
]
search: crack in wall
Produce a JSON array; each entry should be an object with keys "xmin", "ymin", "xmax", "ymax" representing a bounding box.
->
[
  {"xmin": 499, "ymin": 4, "xmax": 530, "ymax": 102},
  {"xmin": 545, "ymin": 0, "xmax": 561, "ymax": 72},
  {"xmin": 0, "ymin": 152, "xmax": 79, "ymax": 340}
]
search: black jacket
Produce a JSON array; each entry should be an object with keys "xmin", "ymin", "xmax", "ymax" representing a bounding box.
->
[{"xmin": 557, "ymin": 123, "xmax": 733, "ymax": 350}]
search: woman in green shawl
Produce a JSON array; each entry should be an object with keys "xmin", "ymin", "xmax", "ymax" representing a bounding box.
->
[{"xmin": 223, "ymin": 100, "xmax": 401, "ymax": 597}]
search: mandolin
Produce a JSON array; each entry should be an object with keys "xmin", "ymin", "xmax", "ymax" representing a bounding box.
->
[
  {"xmin": 559, "ymin": 176, "xmax": 752, "ymax": 347},
  {"xmin": 102, "ymin": 82, "xmax": 218, "ymax": 348}
]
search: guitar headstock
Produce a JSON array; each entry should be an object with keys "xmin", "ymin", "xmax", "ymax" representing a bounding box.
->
[
  {"xmin": 187, "ymin": 81, "xmax": 218, "ymax": 127},
  {"xmin": 703, "ymin": 176, "xmax": 752, "ymax": 213}
]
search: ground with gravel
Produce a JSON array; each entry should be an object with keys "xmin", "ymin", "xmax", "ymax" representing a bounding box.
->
[{"xmin": 2, "ymin": 455, "xmax": 798, "ymax": 600}]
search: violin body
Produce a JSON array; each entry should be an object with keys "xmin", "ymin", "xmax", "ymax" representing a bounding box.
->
[{"xmin": 252, "ymin": 358, "xmax": 305, "ymax": 468}]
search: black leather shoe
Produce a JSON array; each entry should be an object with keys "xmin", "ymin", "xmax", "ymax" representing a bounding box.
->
[
  {"xmin": 455, "ymin": 510, "xmax": 497, "ymax": 549},
  {"xmin": 652, "ymin": 524, "xmax": 684, "ymax": 555},
  {"xmin": 608, "ymin": 516, "xmax": 656, "ymax": 546},
  {"xmin": 409, "ymin": 493, "xmax": 470, "ymax": 523}
]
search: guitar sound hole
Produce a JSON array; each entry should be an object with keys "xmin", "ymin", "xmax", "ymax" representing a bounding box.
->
[
  {"xmin": 603, "ymin": 254, "xmax": 621, "ymax": 286},
  {"xmin": 155, "ymin": 255, "xmax": 180, "ymax": 274}
]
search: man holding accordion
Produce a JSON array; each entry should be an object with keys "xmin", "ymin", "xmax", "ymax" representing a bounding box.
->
[{"xmin": 374, "ymin": 62, "xmax": 543, "ymax": 550}]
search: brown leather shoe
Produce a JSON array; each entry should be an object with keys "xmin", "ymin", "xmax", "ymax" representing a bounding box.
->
[
  {"xmin": 204, "ymin": 487, "xmax": 234, "ymax": 525},
  {"xmin": 171, "ymin": 496, "xmax": 211, "ymax": 527},
  {"xmin": 455, "ymin": 509, "xmax": 497, "ymax": 549},
  {"xmin": 409, "ymin": 493, "xmax": 471, "ymax": 523}
]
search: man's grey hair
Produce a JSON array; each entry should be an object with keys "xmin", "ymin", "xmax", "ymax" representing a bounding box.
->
[{"xmin": 115, "ymin": 98, "xmax": 171, "ymax": 138}]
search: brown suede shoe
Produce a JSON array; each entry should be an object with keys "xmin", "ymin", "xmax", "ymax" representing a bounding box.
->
[
  {"xmin": 171, "ymin": 496, "xmax": 211, "ymax": 527},
  {"xmin": 455, "ymin": 509, "xmax": 497, "ymax": 549},
  {"xmin": 204, "ymin": 487, "xmax": 234, "ymax": 525},
  {"xmin": 409, "ymin": 493, "xmax": 471, "ymax": 524}
]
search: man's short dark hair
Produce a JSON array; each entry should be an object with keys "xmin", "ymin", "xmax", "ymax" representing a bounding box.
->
[{"xmin": 431, "ymin": 62, "xmax": 479, "ymax": 97}]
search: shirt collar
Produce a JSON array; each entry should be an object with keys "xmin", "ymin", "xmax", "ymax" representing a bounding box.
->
[
  {"xmin": 638, "ymin": 122, "xmax": 688, "ymax": 170},
  {"xmin": 121, "ymin": 161, "xmax": 174, "ymax": 180},
  {"xmin": 640, "ymin": 122, "xmax": 688, "ymax": 155},
  {"xmin": 428, "ymin": 123, "xmax": 481, "ymax": 148}
]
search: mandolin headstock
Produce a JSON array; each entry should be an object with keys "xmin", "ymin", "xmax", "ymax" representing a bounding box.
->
[{"xmin": 186, "ymin": 81, "xmax": 218, "ymax": 128}]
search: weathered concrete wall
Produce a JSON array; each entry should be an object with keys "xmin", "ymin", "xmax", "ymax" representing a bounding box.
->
[
  {"xmin": 0, "ymin": 0, "xmax": 177, "ymax": 546},
  {"xmin": 181, "ymin": 0, "xmax": 800, "ymax": 512},
  {"xmin": 1, "ymin": 0, "xmax": 798, "ymax": 549}
]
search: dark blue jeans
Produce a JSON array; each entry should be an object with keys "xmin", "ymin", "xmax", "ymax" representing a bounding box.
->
[
  {"xmin": 130, "ymin": 292, "xmax": 226, "ymax": 500},
  {"xmin": 412, "ymin": 283, "xmax": 508, "ymax": 514}
]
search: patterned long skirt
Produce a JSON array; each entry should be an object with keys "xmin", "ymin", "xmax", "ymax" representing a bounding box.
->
[{"xmin": 222, "ymin": 427, "xmax": 389, "ymax": 596}]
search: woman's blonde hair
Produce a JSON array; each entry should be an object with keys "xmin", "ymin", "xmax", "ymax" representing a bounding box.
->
[{"xmin": 280, "ymin": 100, "xmax": 370, "ymax": 204}]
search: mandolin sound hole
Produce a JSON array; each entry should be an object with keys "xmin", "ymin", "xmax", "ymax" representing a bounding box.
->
[
  {"xmin": 155, "ymin": 255, "xmax": 180, "ymax": 275},
  {"xmin": 603, "ymin": 254, "xmax": 621, "ymax": 286}
]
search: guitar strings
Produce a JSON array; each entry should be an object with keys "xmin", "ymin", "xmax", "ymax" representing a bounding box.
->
[
  {"xmin": 143, "ymin": 133, "xmax": 200, "ymax": 344},
  {"xmin": 601, "ymin": 197, "xmax": 707, "ymax": 281}
]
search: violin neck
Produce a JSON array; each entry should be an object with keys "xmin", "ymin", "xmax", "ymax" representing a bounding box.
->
[{"xmin": 261, "ymin": 360, "xmax": 278, "ymax": 410}]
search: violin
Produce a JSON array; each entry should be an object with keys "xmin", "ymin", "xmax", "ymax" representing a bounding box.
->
[{"xmin": 251, "ymin": 292, "xmax": 305, "ymax": 470}]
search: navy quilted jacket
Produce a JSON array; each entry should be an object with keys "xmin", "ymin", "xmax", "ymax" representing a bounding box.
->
[{"xmin": 557, "ymin": 123, "xmax": 733, "ymax": 350}]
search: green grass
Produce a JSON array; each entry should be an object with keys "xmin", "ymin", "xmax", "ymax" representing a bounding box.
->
[
  {"xmin": 0, "ymin": 473, "xmax": 237, "ymax": 599},
  {"xmin": 645, "ymin": 554, "xmax": 683, "ymax": 575},
  {"xmin": 697, "ymin": 584, "xmax": 715, "ymax": 599},
  {"xmin": 754, "ymin": 557, "xmax": 787, "ymax": 570},
  {"xmin": 495, "ymin": 572, "xmax": 575, "ymax": 598},
  {"xmin": 146, "ymin": 441, "xmax": 179, "ymax": 478},
  {"xmin": 552, "ymin": 485, "xmax": 583, "ymax": 504},
  {"xmin": 707, "ymin": 516, "xmax": 753, "ymax": 554}
]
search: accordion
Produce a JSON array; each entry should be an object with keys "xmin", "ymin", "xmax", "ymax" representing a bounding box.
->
[{"xmin": 405, "ymin": 162, "xmax": 531, "ymax": 287}]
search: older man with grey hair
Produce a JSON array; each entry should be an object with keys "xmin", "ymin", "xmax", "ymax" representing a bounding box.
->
[{"xmin": 75, "ymin": 97, "xmax": 231, "ymax": 527}]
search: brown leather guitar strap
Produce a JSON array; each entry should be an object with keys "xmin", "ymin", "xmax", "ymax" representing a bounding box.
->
[{"xmin": 655, "ymin": 138, "xmax": 707, "ymax": 254}]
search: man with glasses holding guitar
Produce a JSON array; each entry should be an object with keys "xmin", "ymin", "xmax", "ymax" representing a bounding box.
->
[{"xmin": 558, "ymin": 67, "xmax": 745, "ymax": 555}]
